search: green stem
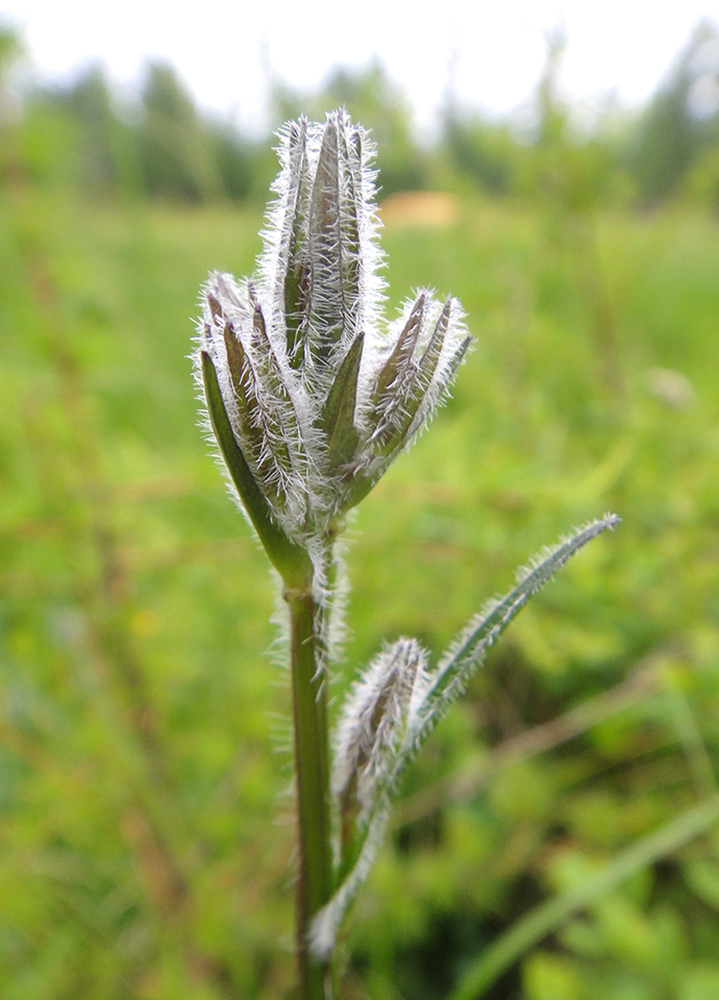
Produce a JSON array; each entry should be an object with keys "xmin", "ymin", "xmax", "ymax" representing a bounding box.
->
[{"xmin": 287, "ymin": 575, "xmax": 333, "ymax": 1000}]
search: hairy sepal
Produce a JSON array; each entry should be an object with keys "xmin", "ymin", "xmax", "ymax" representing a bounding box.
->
[
  {"xmin": 199, "ymin": 351, "xmax": 312, "ymax": 586},
  {"xmin": 332, "ymin": 638, "xmax": 429, "ymax": 823},
  {"xmin": 341, "ymin": 293, "xmax": 471, "ymax": 513},
  {"xmin": 202, "ymin": 273, "xmax": 317, "ymax": 534}
]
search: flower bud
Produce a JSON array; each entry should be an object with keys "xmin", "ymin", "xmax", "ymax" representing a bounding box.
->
[
  {"xmin": 332, "ymin": 638, "xmax": 429, "ymax": 824},
  {"xmin": 196, "ymin": 110, "xmax": 472, "ymax": 557}
]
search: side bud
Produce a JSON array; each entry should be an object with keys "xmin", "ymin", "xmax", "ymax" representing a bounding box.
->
[{"xmin": 332, "ymin": 638, "xmax": 429, "ymax": 827}]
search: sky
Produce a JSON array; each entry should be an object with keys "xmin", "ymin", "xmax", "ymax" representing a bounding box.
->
[{"xmin": 3, "ymin": 0, "xmax": 719, "ymax": 136}]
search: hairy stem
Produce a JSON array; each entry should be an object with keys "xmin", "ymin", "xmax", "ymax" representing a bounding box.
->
[{"xmin": 287, "ymin": 577, "xmax": 333, "ymax": 999}]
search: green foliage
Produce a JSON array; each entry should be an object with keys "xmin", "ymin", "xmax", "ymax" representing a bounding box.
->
[{"xmin": 2, "ymin": 168, "xmax": 719, "ymax": 998}]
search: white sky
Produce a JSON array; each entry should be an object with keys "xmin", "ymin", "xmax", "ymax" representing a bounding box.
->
[{"xmin": 3, "ymin": 0, "xmax": 719, "ymax": 136}]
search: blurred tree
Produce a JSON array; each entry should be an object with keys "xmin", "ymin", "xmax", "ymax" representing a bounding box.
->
[
  {"xmin": 137, "ymin": 61, "xmax": 221, "ymax": 202},
  {"xmin": 683, "ymin": 144, "xmax": 719, "ymax": 212},
  {"xmin": 7, "ymin": 49, "xmax": 274, "ymax": 205},
  {"xmin": 519, "ymin": 29, "xmax": 625, "ymax": 395},
  {"xmin": 61, "ymin": 68, "xmax": 120, "ymax": 193},
  {"xmin": 17, "ymin": 67, "xmax": 143, "ymax": 199},
  {"xmin": 55, "ymin": 67, "xmax": 142, "ymax": 199},
  {"xmin": 438, "ymin": 32, "xmax": 626, "ymax": 206},
  {"xmin": 440, "ymin": 105, "xmax": 517, "ymax": 196},
  {"xmin": 208, "ymin": 121, "xmax": 258, "ymax": 202},
  {"xmin": 630, "ymin": 20, "xmax": 719, "ymax": 204},
  {"xmin": 517, "ymin": 28, "xmax": 622, "ymax": 211}
]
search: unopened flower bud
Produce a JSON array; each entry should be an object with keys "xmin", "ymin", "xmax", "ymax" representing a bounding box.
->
[
  {"xmin": 332, "ymin": 638, "xmax": 429, "ymax": 824},
  {"xmin": 195, "ymin": 110, "xmax": 471, "ymax": 562}
]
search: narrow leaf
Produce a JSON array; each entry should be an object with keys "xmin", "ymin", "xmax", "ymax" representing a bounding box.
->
[
  {"xmin": 410, "ymin": 514, "xmax": 622, "ymax": 756},
  {"xmin": 200, "ymin": 351, "xmax": 311, "ymax": 585}
]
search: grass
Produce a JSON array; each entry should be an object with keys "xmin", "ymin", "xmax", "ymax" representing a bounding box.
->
[{"xmin": 2, "ymin": 184, "xmax": 719, "ymax": 999}]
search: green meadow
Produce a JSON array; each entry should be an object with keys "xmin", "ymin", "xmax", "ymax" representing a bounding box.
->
[{"xmin": 2, "ymin": 184, "xmax": 719, "ymax": 999}]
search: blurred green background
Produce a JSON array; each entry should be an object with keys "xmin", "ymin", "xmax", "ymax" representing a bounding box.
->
[{"xmin": 2, "ymin": 20, "xmax": 719, "ymax": 1000}]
